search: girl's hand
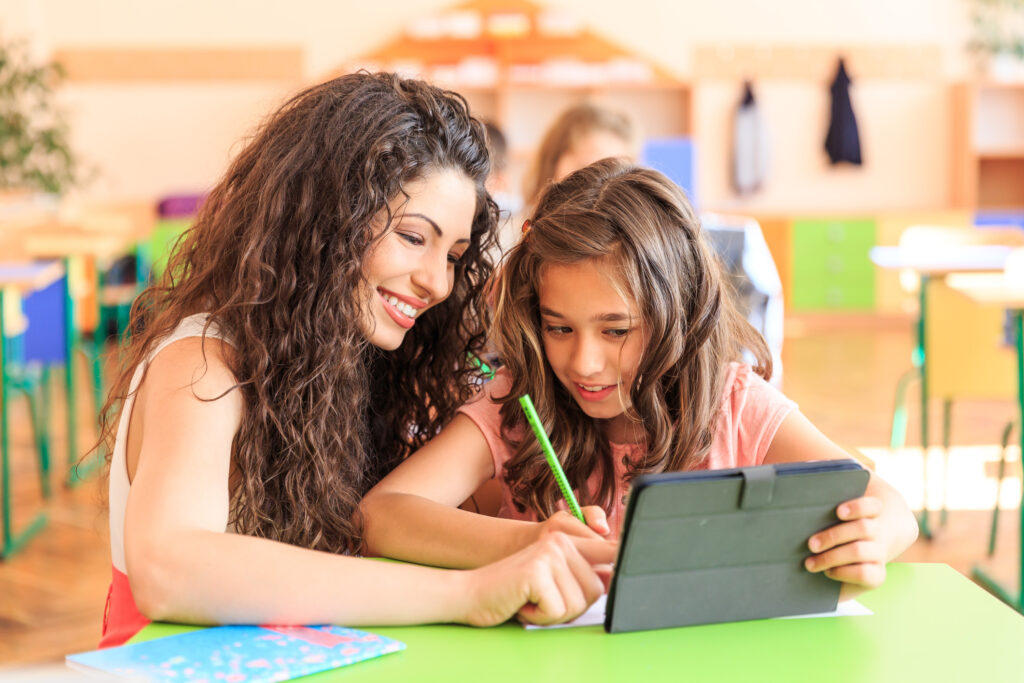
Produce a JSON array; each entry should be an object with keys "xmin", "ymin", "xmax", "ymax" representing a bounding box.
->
[
  {"xmin": 459, "ymin": 531, "xmax": 614, "ymax": 627},
  {"xmin": 804, "ymin": 496, "xmax": 888, "ymax": 602},
  {"xmin": 532, "ymin": 506, "xmax": 617, "ymax": 565}
]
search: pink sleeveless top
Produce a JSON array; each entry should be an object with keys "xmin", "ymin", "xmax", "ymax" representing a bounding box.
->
[{"xmin": 100, "ymin": 314, "xmax": 229, "ymax": 647}]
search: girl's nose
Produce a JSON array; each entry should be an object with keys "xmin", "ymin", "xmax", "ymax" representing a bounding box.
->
[{"xmin": 570, "ymin": 336, "xmax": 605, "ymax": 377}]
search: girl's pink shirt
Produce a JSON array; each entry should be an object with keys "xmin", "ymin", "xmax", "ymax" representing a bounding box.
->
[{"xmin": 457, "ymin": 363, "xmax": 796, "ymax": 537}]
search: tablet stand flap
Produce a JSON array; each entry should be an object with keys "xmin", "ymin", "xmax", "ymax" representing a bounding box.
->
[{"xmin": 739, "ymin": 465, "xmax": 776, "ymax": 509}]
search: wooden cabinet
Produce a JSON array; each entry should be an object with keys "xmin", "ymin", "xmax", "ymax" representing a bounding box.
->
[
  {"xmin": 952, "ymin": 83, "xmax": 1024, "ymax": 217},
  {"xmin": 748, "ymin": 215, "xmax": 792, "ymax": 308},
  {"xmin": 335, "ymin": 0, "xmax": 691, "ymax": 197}
]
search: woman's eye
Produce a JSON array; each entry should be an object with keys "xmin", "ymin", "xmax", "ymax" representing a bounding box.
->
[
  {"xmin": 398, "ymin": 232, "xmax": 425, "ymax": 246},
  {"xmin": 605, "ymin": 328, "xmax": 631, "ymax": 338},
  {"xmin": 544, "ymin": 325, "xmax": 571, "ymax": 335},
  {"xmin": 448, "ymin": 252, "xmax": 463, "ymax": 265}
]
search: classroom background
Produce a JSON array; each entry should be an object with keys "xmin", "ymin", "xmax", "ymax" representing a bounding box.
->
[{"xmin": 3, "ymin": 0, "xmax": 1024, "ymax": 669}]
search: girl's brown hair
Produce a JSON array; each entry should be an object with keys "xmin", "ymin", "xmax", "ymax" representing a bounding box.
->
[
  {"xmin": 97, "ymin": 72, "xmax": 498, "ymax": 554},
  {"xmin": 522, "ymin": 102, "xmax": 635, "ymax": 210},
  {"xmin": 492, "ymin": 158, "xmax": 770, "ymax": 517}
]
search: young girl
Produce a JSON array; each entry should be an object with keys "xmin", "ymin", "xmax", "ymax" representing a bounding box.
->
[
  {"xmin": 522, "ymin": 102, "xmax": 636, "ymax": 211},
  {"xmin": 361, "ymin": 158, "xmax": 918, "ymax": 600},
  {"xmin": 96, "ymin": 72, "xmax": 611, "ymax": 647}
]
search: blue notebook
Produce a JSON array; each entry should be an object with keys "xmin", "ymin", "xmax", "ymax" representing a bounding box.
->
[{"xmin": 67, "ymin": 625, "xmax": 404, "ymax": 681}]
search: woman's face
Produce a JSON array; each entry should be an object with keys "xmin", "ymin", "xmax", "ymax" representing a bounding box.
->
[
  {"xmin": 538, "ymin": 259, "xmax": 647, "ymax": 443},
  {"xmin": 360, "ymin": 168, "xmax": 477, "ymax": 351}
]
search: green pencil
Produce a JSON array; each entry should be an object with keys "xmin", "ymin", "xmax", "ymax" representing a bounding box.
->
[{"xmin": 518, "ymin": 394, "xmax": 585, "ymax": 524}]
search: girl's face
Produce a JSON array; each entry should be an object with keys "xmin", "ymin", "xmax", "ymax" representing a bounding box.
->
[
  {"xmin": 553, "ymin": 130, "xmax": 633, "ymax": 183},
  {"xmin": 538, "ymin": 259, "xmax": 647, "ymax": 443},
  {"xmin": 360, "ymin": 168, "xmax": 477, "ymax": 351}
]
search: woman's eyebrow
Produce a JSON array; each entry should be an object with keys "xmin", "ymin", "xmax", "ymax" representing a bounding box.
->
[{"xmin": 403, "ymin": 212, "xmax": 471, "ymax": 244}]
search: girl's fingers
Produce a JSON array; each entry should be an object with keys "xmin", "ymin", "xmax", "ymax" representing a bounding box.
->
[
  {"xmin": 546, "ymin": 511, "xmax": 601, "ymax": 539},
  {"xmin": 573, "ymin": 537, "xmax": 619, "ymax": 565},
  {"xmin": 808, "ymin": 517, "xmax": 879, "ymax": 553},
  {"xmin": 836, "ymin": 496, "xmax": 884, "ymax": 522},
  {"xmin": 805, "ymin": 540, "xmax": 886, "ymax": 574},
  {"xmin": 581, "ymin": 505, "xmax": 610, "ymax": 535}
]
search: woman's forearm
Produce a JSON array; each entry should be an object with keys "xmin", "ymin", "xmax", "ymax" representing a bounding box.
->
[{"xmin": 128, "ymin": 528, "xmax": 472, "ymax": 626}]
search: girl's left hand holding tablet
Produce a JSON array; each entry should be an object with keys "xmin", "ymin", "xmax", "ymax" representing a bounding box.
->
[
  {"xmin": 804, "ymin": 495, "xmax": 888, "ymax": 602},
  {"xmin": 764, "ymin": 411, "xmax": 919, "ymax": 602}
]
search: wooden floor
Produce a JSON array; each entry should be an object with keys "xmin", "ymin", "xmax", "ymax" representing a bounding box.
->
[{"xmin": 0, "ymin": 315, "xmax": 1020, "ymax": 668}]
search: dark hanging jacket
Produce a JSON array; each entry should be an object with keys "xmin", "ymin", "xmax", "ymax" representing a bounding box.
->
[{"xmin": 824, "ymin": 58, "xmax": 862, "ymax": 165}]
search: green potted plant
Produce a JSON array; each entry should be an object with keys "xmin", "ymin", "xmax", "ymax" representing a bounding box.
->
[
  {"xmin": 968, "ymin": 0, "xmax": 1024, "ymax": 81},
  {"xmin": 0, "ymin": 35, "xmax": 80, "ymax": 197}
]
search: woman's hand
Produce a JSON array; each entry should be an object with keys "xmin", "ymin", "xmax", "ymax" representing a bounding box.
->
[
  {"xmin": 804, "ymin": 496, "xmax": 888, "ymax": 602},
  {"xmin": 459, "ymin": 531, "xmax": 615, "ymax": 626}
]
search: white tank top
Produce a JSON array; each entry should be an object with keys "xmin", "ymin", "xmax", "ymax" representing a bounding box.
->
[{"xmin": 108, "ymin": 313, "xmax": 231, "ymax": 573}]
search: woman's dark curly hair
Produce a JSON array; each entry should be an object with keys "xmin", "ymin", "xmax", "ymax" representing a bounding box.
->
[
  {"xmin": 96, "ymin": 72, "xmax": 499, "ymax": 554},
  {"xmin": 492, "ymin": 158, "xmax": 770, "ymax": 518}
]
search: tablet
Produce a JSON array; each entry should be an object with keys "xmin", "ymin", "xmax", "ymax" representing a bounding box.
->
[{"xmin": 604, "ymin": 459, "xmax": 869, "ymax": 633}]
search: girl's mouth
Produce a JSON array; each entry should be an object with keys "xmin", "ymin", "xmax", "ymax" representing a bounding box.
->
[{"xmin": 574, "ymin": 383, "xmax": 617, "ymax": 402}]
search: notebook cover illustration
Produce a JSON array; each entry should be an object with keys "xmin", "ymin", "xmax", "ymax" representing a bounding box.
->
[{"xmin": 67, "ymin": 624, "xmax": 405, "ymax": 681}]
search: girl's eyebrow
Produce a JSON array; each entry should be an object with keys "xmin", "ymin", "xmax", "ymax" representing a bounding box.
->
[
  {"xmin": 539, "ymin": 306, "xmax": 631, "ymax": 323},
  {"xmin": 403, "ymin": 212, "xmax": 471, "ymax": 245}
]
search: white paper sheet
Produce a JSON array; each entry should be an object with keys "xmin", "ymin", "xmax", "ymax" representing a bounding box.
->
[{"xmin": 522, "ymin": 595, "xmax": 871, "ymax": 630}]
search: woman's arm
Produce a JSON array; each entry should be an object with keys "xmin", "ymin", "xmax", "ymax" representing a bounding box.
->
[
  {"xmin": 763, "ymin": 410, "xmax": 919, "ymax": 600},
  {"xmin": 123, "ymin": 338, "xmax": 608, "ymax": 627},
  {"xmin": 361, "ymin": 415, "xmax": 614, "ymax": 569}
]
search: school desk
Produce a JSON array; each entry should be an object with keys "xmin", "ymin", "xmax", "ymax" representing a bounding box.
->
[
  {"xmin": 0, "ymin": 260, "xmax": 64, "ymax": 557},
  {"xmin": 946, "ymin": 272, "xmax": 1024, "ymax": 615},
  {"xmin": 870, "ymin": 245, "xmax": 1014, "ymax": 538},
  {"xmin": 9, "ymin": 226, "xmax": 144, "ymax": 486},
  {"xmin": 128, "ymin": 563, "xmax": 1024, "ymax": 683}
]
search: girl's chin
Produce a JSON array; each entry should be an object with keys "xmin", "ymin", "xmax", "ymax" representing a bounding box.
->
[{"xmin": 573, "ymin": 400, "xmax": 626, "ymax": 422}]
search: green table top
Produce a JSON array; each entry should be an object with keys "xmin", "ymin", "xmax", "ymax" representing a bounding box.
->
[{"xmin": 132, "ymin": 563, "xmax": 1023, "ymax": 682}]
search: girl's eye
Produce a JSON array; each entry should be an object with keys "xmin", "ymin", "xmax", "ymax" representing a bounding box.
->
[
  {"xmin": 544, "ymin": 325, "xmax": 571, "ymax": 335},
  {"xmin": 398, "ymin": 232, "xmax": 425, "ymax": 246},
  {"xmin": 605, "ymin": 328, "xmax": 632, "ymax": 338},
  {"xmin": 448, "ymin": 252, "xmax": 463, "ymax": 265}
]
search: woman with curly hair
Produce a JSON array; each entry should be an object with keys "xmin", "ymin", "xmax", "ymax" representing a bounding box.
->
[
  {"xmin": 362, "ymin": 158, "xmax": 918, "ymax": 602},
  {"xmin": 97, "ymin": 72, "xmax": 610, "ymax": 648}
]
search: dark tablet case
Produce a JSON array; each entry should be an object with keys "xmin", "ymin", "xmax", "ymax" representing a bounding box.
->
[{"xmin": 604, "ymin": 459, "xmax": 870, "ymax": 633}]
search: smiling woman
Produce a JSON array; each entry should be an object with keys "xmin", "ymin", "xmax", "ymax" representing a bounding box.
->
[
  {"xmin": 89, "ymin": 72, "xmax": 613, "ymax": 648},
  {"xmin": 361, "ymin": 169, "xmax": 477, "ymax": 350}
]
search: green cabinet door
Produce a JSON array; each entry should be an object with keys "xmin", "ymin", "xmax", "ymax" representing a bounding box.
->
[{"xmin": 790, "ymin": 217, "xmax": 876, "ymax": 311}]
